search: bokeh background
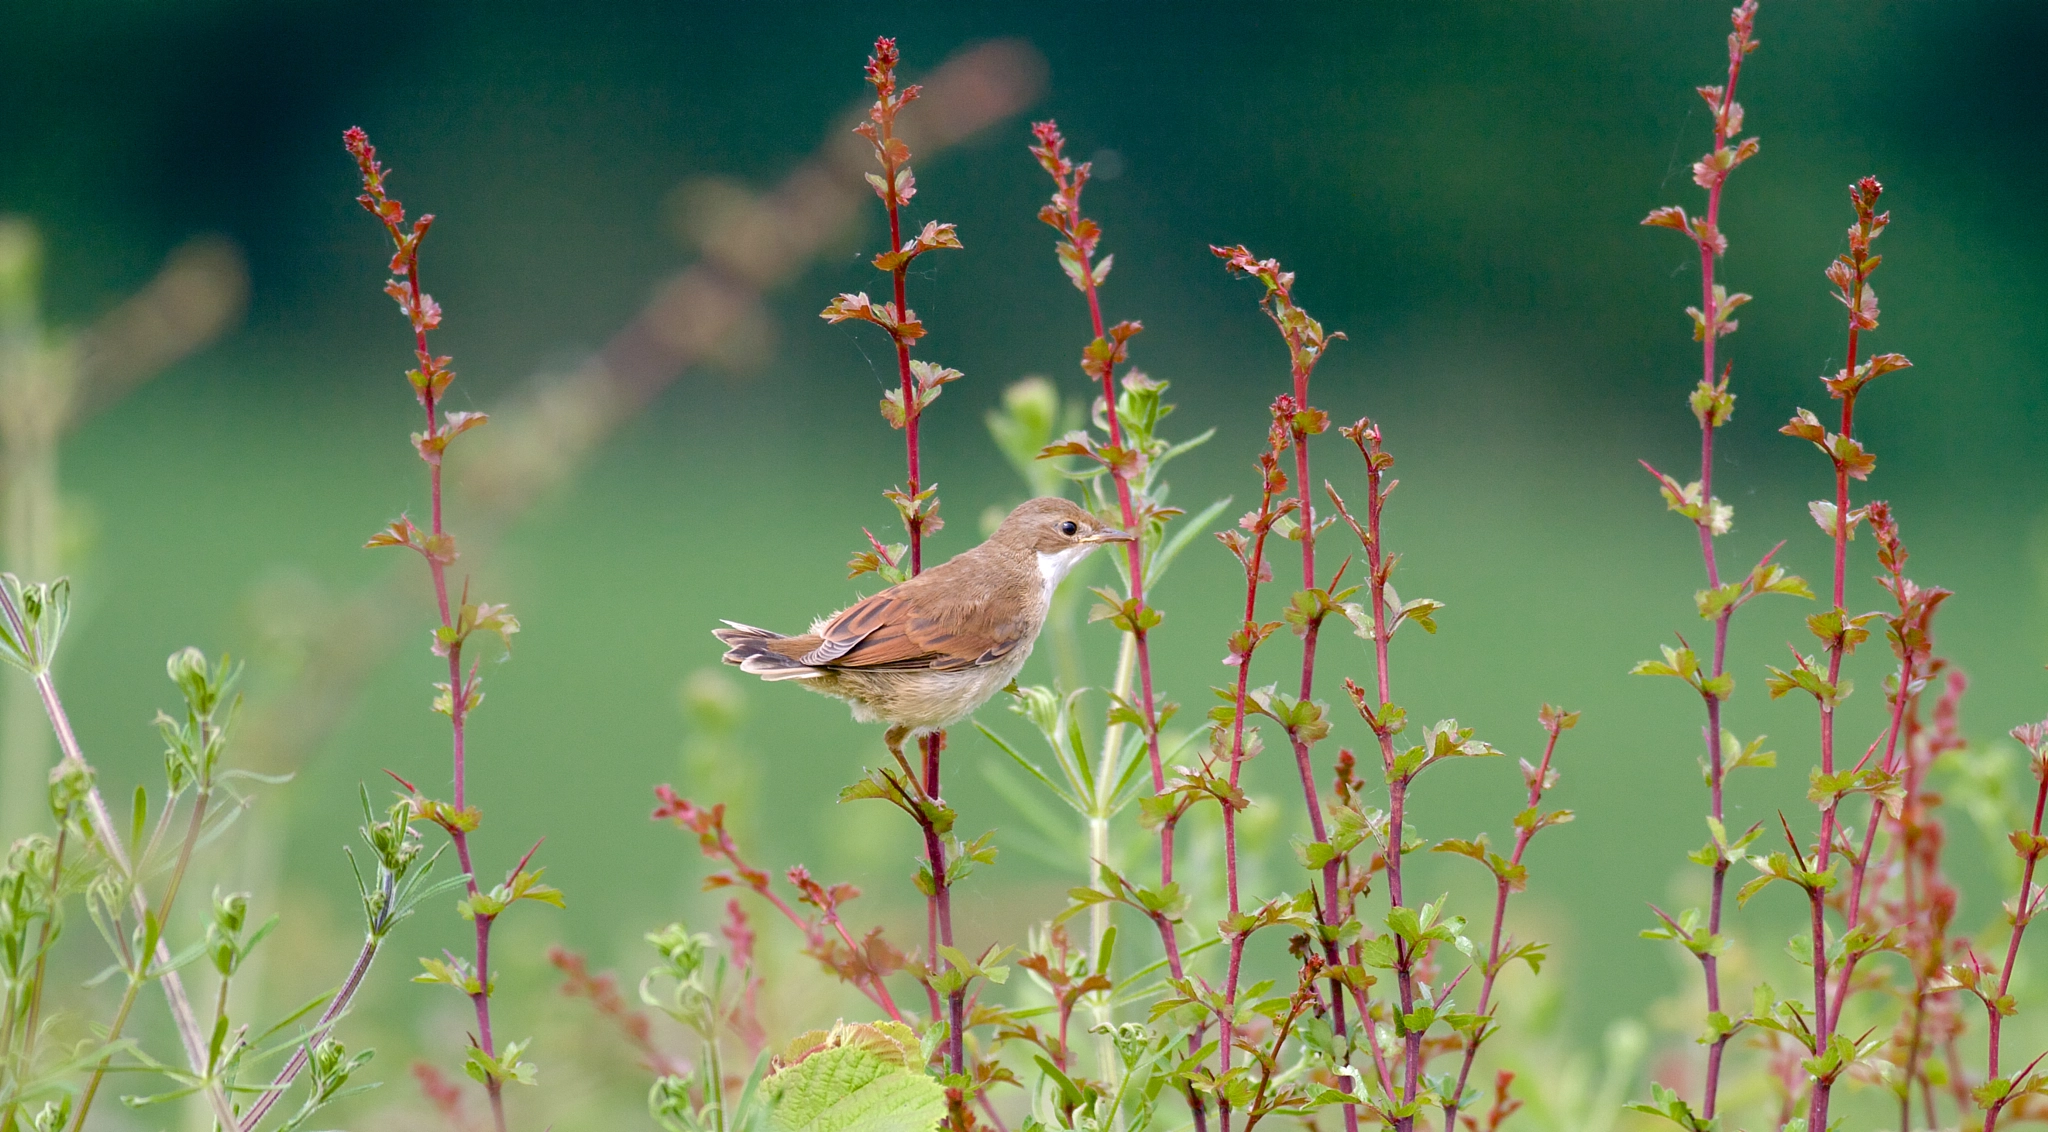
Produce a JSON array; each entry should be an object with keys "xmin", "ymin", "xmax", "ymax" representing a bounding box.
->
[{"xmin": 4, "ymin": 1, "xmax": 2047, "ymax": 1127}]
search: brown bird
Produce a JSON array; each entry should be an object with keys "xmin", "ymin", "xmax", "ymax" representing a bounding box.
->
[{"xmin": 714, "ymin": 497, "xmax": 1134, "ymax": 756}]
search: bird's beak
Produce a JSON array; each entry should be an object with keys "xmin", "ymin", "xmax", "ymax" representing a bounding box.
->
[{"xmin": 1087, "ymin": 528, "xmax": 1138, "ymax": 544}]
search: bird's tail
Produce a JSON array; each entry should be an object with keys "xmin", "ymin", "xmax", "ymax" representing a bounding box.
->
[{"xmin": 713, "ymin": 621, "xmax": 826, "ymax": 682}]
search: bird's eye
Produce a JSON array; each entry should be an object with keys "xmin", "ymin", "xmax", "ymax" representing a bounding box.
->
[{"xmin": 1058, "ymin": 520, "xmax": 1078, "ymax": 536}]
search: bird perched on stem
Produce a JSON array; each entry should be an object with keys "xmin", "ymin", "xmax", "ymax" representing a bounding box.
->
[{"xmin": 715, "ymin": 497, "xmax": 1133, "ymax": 761}]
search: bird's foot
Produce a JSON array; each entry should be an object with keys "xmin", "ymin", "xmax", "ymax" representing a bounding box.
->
[{"xmin": 884, "ymin": 724, "xmax": 919, "ymax": 784}]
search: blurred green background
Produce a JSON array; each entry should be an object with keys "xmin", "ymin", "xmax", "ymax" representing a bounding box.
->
[{"xmin": 4, "ymin": 1, "xmax": 2048, "ymax": 1126}]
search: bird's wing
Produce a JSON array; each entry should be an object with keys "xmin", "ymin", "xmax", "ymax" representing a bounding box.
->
[{"xmin": 800, "ymin": 571, "xmax": 1029, "ymax": 671}]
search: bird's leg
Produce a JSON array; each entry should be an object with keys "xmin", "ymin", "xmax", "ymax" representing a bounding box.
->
[{"xmin": 885, "ymin": 724, "xmax": 920, "ymax": 788}]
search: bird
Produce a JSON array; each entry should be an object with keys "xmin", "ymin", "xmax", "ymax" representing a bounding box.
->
[{"xmin": 713, "ymin": 496, "xmax": 1134, "ymax": 758}]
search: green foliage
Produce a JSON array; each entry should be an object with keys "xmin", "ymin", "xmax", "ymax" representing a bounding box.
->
[
  {"xmin": 763, "ymin": 1023, "xmax": 946, "ymax": 1132},
  {"xmin": 0, "ymin": 574, "xmax": 68, "ymax": 677}
]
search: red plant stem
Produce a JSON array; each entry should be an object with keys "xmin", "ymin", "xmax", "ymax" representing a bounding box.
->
[
  {"xmin": 1983, "ymin": 772, "xmax": 2048, "ymax": 1130},
  {"xmin": 916, "ymin": 736, "xmax": 965, "ymax": 1076},
  {"xmin": 1217, "ymin": 452, "xmax": 1285, "ymax": 1132},
  {"xmin": 684, "ymin": 810, "xmax": 904, "ymax": 1021},
  {"xmin": 1213, "ymin": 243, "xmax": 1354, "ymax": 1129},
  {"xmin": 822, "ymin": 910, "xmax": 906, "ymax": 1024},
  {"xmin": 1081, "ymin": 267, "xmax": 1163, "ymax": 798},
  {"xmin": 1442, "ymin": 725, "xmax": 1563, "ymax": 1131},
  {"xmin": 1823, "ymin": 658, "xmax": 1917, "ymax": 1040},
  {"xmin": 1690, "ymin": 22, "xmax": 1750, "ymax": 1114},
  {"xmin": 1240, "ymin": 985, "xmax": 1314, "ymax": 1131},
  {"xmin": 1808, "ymin": 264, "xmax": 1869, "ymax": 1132},
  {"xmin": 782, "ymin": 889, "xmax": 905, "ymax": 1021},
  {"xmin": 1895, "ymin": 673, "xmax": 1961, "ymax": 1131},
  {"xmin": 868, "ymin": 82, "xmax": 924, "ymax": 576},
  {"xmin": 1282, "ymin": 373, "xmax": 1360, "ymax": 1132},
  {"xmin": 1060, "ymin": 175, "xmax": 1177, "ymax": 942},
  {"xmin": 354, "ymin": 156, "xmax": 511, "ymax": 1131},
  {"xmin": 857, "ymin": 44, "xmax": 959, "ymax": 1082},
  {"xmin": 874, "ymin": 91, "xmax": 942, "ymax": 1007},
  {"xmin": 1041, "ymin": 138, "xmax": 1203, "ymax": 1131},
  {"xmin": 1055, "ymin": 991, "xmax": 1074, "ymax": 1073},
  {"xmin": 1287, "ymin": 385, "xmax": 1333, "ymax": 853},
  {"xmin": 1899, "ymin": 773, "xmax": 1928, "ymax": 1132},
  {"xmin": 410, "ymin": 302, "xmax": 507, "ymax": 1132},
  {"xmin": 1342, "ymin": 970, "xmax": 1400, "ymax": 1102},
  {"xmin": 441, "ymin": 480, "xmax": 508, "ymax": 1123},
  {"xmin": 1391, "ymin": 774, "xmax": 1420, "ymax": 1123},
  {"xmin": 1354, "ymin": 433, "xmax": 1422, "ymax": 1130},
  {"xmin": 1219, "ymin": 932, "xmax": 1245, "ymax": 1132}
]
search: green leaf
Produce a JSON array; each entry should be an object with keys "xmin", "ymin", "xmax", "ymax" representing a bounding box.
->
[{"xmin": 764, "ymin": 1022, "xmax": 947, "ymax": 1132}]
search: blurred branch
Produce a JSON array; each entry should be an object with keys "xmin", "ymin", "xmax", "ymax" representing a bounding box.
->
[
  {"xmin": 74, "ymin": 234, "xmax": 248, "ymax": 418},
  {"xmin": 0, "ymin": 220, "xmax": 248, "ymax": 834}
]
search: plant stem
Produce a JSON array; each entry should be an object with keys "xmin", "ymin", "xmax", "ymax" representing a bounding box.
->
[
  {"xmin": 409, "ymin": 240, "xmax": 510, "ymax": 1132},
  {"xmin": 1893, "ymin": 671, "xmax": 1960, "ymax": 1132},
  {"xmin": 68, "ymin": 964, "xmax": 144, "ymax": 1132},
  {"xmin": 666, "ymin": 795, "xmax": 904, "ymax": 1021},
  {"xmin": 1089, "ymin": 633, "xmax": 1136, "ymax": 1079},
  {"xmin": 1688, "ymin": 16, "xmax": 1754, "ymax": 1111},
  {"xmin": 73, "ymin": 776, "xmax": 211, "ymax": 1132},
  {"xmin": 1034, "ymin": 122, "xmax": 1201, "ymax": 1129},
  {"xmin": 1055, "ymin": 156, "xmax": 1179, "ymax": 985},
  {"xmin": 30, "ymin": 670, "xmax": 240, "ymax": 1131},
  {"xmin": 348, "ymin": 126, "xmax": 513, "ymax": 1132},
  {"xmin": 236, "ymin": 931, "xmax": 384, "ymax": 1130},
  {"xmin": 1214, "ymin": 244, "xmax": 1350, "ymax": 1132},
  {"xmin": 853, "ymin": 45, "xmax": 961, "ymax": 1089},
  {"xmin": 1808, "ymin": 227, "xmax": 1871, "ymax": 1132},
  {"xmin": 1282, "ymin": 370, "xmax": 1359, "ymax": 1132},
  {"xmin": 1822, "ymin": 654, "xmax": 1917, "ymax": 1042},
  {"xmin": 1358, "ymin": 432, "xmax": 1423, "ymax": 1132},
  {"xmin": 1982, "ymin": 771, "xmax": 2048, "ymax": 1131},
  {"xmin": 1216, "ymin": 442, "xmax": 1285, "ymax": 1132},
  {"xmin": 881, "ymin": 133, "xmax": 923, "ymax": 578},
  {"xmin": 1076, "ymin": 226, "xmax": 1163, "ymax": 817},
  {"xmin": 11, "ymin": 824, "xmax": 67, "ymax": 1087},
  {"xmin": 1443, "ymin": 725, "xmax": 1563, "ymax": 1131},
  {"xmin": 916, "ymin": 733, "xmax": 964, "ymax": 1077}
]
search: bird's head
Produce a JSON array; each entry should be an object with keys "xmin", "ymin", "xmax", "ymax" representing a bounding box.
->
[
  {"xmin": 992, "ymin": 497, "xmax": 1135, "ymax": 555},
  {"xmin": 990, "ymin": 497, "xmax": 1135, "ymax": 593}
]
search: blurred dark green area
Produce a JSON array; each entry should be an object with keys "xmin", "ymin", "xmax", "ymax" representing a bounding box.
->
[{"xmin": 5, "ymin": 0, "xmax": 2048, "ymax": 1109}]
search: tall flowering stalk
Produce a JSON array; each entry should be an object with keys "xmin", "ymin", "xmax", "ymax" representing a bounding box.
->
[
  {"xmin": 1211, "ymin": 246, "xmax": 1358, "ymax": 1131},
  {"xmin": 1633, "ymin": 4, "xmax": 1800, "ymax": 1126},
  {"xmin": 1029, "ymin": 125, "xmax": 1237, "ymax": 1125},
  {"xmin": 1028, "ymin": 118, "xmax": 1178, "ymax": 981},
  {"xmin": 346, "ymin": 128, "xmax": 558, "ymax": 1132},
  {"xmin": 823, "ymin": 38, "xmax": 961, "ymax": 581},
  {"xmin": 1816, "ymin": 502, "xmax": 1950, "ymax": 1118},
  {"xmin": 1207, "ymin": 403, "xmax": 1297, "ymax": 1132},
  {"xmin": 1330, "ymin": 421, "xmax": 1525, "ymax": 1132},
  {"xmin": 1439, "ymin": 703, "xmax": 1576, "ymax": 1129},
  {"xmin": 820, "ymin": 38, "xmax": 985, "ymax": 1106},
  {"xmin": 1756, "ymin": 175, "xmax": 1916, "ymax": 1131}
]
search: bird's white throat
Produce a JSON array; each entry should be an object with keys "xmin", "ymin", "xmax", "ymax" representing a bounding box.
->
[{"xmin": 1037, "ymin": 545, "xmax": 1097, "ymax": 606}]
